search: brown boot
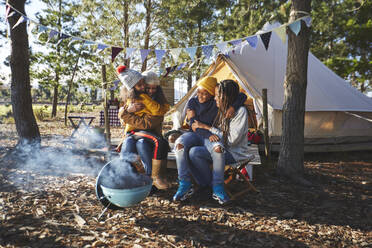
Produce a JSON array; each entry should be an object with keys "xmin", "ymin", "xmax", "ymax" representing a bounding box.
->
[
  {"xmin": 131, "ymin": 157, "xmax": 145, "ymax": 174},
  {"xmin": 152, "ymin": 159, "xmax": 170, "ymax": 190}
]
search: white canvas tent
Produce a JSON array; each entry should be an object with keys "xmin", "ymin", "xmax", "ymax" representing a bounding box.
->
[{"xmin": 170, "ymin": 24, "xmax": 372, "ymax": 152}]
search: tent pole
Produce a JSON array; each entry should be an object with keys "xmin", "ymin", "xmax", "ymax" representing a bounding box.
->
[{"xmin": 262, "ymin": 88, "xmax": 272, "ymax": 169}]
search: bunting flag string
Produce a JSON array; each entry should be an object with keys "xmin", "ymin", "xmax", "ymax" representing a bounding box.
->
[{"xmin": 4, "ymin": 2, "xmax": 312, "ymax": 72}]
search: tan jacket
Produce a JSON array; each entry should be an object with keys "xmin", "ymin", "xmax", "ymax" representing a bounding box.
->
[{"xmin": 118, "ymin": 106, "xmax": 164, "ymax": 136}]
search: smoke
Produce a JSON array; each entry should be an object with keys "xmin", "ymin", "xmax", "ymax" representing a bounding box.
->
[
  {"xmin": 2, "ymin": 127, "xmax": 108, "ymax": 191},
  {"xmin": 99, "ymin": 153, "xmax": 152, "ymax": 190},
  {"xmin": 2, "ymin": 126, "xmax": 153, "ymax": 193}
]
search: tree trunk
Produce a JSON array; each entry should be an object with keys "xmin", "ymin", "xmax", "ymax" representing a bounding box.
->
[
  {"xmin": 52, "ymin": 0, "xmax": 62, "ymax": 118},
  {"xmin": 141, "ymin": 0, "xmax": 152, "ymax": 72},
  {"xmin": 277, "ymin": 0, "xmax": 311, "ymax": 179},
  {"xmin": 195, "ymin": 19, "xmax": 202, "ymax": 81},
  {"xmin": 123, "ymin": 1, "xmax": 130, "ymax": 67},
  {"xmin": 187, "ymin": 71, "xmax": 192, "ymax": 91},
  {"xmin": 51, "ymin": 82, "xmax": 58, "ymax": 117},
  {"xmin": 8, "ymin": 0, "xmax": 40, "ymax": 145}
]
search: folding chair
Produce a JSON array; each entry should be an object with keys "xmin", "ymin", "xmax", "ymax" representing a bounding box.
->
[{"xmin": 224, "ymin": 157, "xmax": 258, "ymax": 200}]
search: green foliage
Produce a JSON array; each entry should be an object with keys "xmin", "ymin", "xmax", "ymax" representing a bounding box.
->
[
  {"xmin": 32, "ymin": 105, "xmax": 49, "ymax": 121},
  {"xmin": 0, "ymin": 104, "xmax": 14, "ymax": 124},
  {"xmin": 311, "ymin": 0, "xmax": 371, "ymax": 93}
]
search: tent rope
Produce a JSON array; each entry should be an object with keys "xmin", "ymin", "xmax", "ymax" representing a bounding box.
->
[{"xmin": 344, "ymin": 112, "xmax": 372, "ymax": 123}]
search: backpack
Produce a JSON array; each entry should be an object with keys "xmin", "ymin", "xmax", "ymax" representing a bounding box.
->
[{"xmin": 247, "ymin": 130, "xmax": 262, "ymax": 144}]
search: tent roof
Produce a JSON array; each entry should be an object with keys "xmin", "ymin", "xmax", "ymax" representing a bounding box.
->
[{"xmin": 222, "ymin": 29, "xmax": 372, "ymax": 112}]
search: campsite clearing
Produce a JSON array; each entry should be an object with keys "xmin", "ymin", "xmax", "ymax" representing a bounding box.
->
[{"xmin": 0, "ymin": 111, "xmax": 371, "ymax": 247}]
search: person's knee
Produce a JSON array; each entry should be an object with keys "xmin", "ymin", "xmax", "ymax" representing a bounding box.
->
[
  {"xmin": 214, "ymin": 145, "xmax": 223, "ymax": 153},
  {"xmin": 189, "ymin": 147, "xmax": 199, "ymax": 158},
  {"xmin": 176, "ymin": 143, "xmax": 184, "ymax": 151}
]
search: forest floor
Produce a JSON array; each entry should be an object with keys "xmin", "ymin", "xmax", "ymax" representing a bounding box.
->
[{"xmin": 0, "ymin": 109, "xmax": 371, "ymax": 247}]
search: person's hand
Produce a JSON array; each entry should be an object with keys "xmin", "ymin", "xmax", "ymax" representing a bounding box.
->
[
  {"xmin": 192, "ymin": 120, "xmax": 209, "ymax": 132},
  {"xmin": 191, "ymin": 121, "xmax": 199, "ymax": 132},
  {"xmin": 209, "ymin": 134, "xmax": 220, "ymax": 142},
  {"xmin": 186, "ymin": 109, "xmax": 196, "ymax": 120},
  {"xmin": 225, "ymin": 106, "xmax": 235, "ymax": 119},
  {"xmin": 127, "ymin": 102, "xmax": 144, "ymax": 113}
]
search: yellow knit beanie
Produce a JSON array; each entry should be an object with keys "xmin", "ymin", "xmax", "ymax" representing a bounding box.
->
[{"xmin": 197, "ymin": 76, "xmax": 217, "ymax": 96}]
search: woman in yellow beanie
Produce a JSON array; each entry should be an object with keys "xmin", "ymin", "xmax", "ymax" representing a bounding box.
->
[{"xmin": 173, "ymin": 76, "xmax": 248, "ymax": 204}]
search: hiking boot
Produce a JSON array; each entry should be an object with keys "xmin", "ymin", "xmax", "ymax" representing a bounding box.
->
[
  {"xmin": 152, "ymin": 159, "xmax": 170, "ymax": 190},
  {"xmin": 212, "ymin": 184, "xmax": 231, "ymax": 205},
  {"xmin": 173, "ymin": 180, "xmax": 194, "ymax": 202}
]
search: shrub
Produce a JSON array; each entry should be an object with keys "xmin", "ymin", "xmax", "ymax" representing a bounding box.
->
[
  {"xmin": 33, "ymin": 106, "xmax": 48, "ymax": 121},
  {"xmin": 2, "ymin": 116, "xmax": 14, "ymax": 124}
]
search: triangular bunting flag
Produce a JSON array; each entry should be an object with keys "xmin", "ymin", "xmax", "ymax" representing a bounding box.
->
[
  {"xmin": 12, "ymin": 16, "xmax": 28, "ymax": 29},
  {"xmin": 155, "ymin": 49, "xmax": 166, "ymax": 67},
  {"xmin": 176, "ymin": 63, "xmax": 187, "ymax": 71},
  {"xmin": 125, "ymin": 48, "xmax": 136, "ymax": 59},
  {"xmin": 109, "ymin": 80, "xmax": 120, "ymax": 90},
  {"xmin": 260, "ymin": 32, "xmax": 272, "ymax": 50},
  {"xmin": 112, "ymin": 47, "xmax": 123, "ymax": 62},
  {"xmin": 170, "ymin": 48, "xmax": 182, "ymax": 63},
  {"xmin": 140, "ymin": 49, "xmax": 150, "ymax": 63},
  {"xmin": 97, "ymin": 44, "xmax": 108, "ymax": 52},
  {"xmin": 230, "ymin": 39, "xmax": 242, "ymax": 47},
  {"xmin": 83, "ymin": 40, "xmax": 95, "ymax": 46},
  {"xmin": 216, "ymin": 42, "xmax": 228, "ymax": 54},
  {"xmin": 289, "ymin": 20, "xmax": 301, "ymax": 36},
  {"xmin": 28, "ymin": 21, "xmax": 36, "ymax": 32},
  {"xmin": 201, "ymin": 45, "xmax": 214, "ymax": 59},
  {"xmin": 47, "ymin": 30, "xmax": 59, "ymax": 42},
  {"xmin": 56, "ymin": 33, "xmax": 70, "ymax": 45},
  {"xmin": 5, "ymin": 5, "xmax": 11, "ymax": 19},
  {"xmin": 185, "ymin": 47, "xmax": 197, "ymax": 61},
  {"xmin": 304, "ymin": 16, "xmax": 312, "ymax": 27},
  {"xmin": 38, "ymin": 25, "xmax": 48, "ymax": 32},
  {"xmin": 246, "ymin": 36, "xmax": 258, "ymax": 49},
  {"xmin": 274, "ymin": 25, "xmax": 287, "ymax": 43},
  {"xmin": 67, "ymin": 37, "xmax": 82, "ymax": 47},
  {"xmin": 6, "ymin": 11, "xmax": 16, "ymax": 19},
  {"xmin": 60, "ymin": 33, "xmax": 70, "ymax": 40}
]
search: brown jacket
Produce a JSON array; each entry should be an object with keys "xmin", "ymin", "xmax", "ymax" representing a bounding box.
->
[
  {"xmin": 116, "ymin": 107, "xmax": 164, "ymax": 152},
  {"xmin": 118, "ymin": 106, "xmax": 164, "ymax": 136}
]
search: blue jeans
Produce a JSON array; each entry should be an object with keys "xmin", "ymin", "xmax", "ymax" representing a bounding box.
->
[
  {"xmin": 175, "ymin": 132, "xmax": 225, "ymax": 186},
  {"xmin": 120, "ymin": 136, "xmax": 153, "ymax": 175},
  {"xmin": 189, "ymin": 146, "xmax": 236, "ymax": 186}
]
